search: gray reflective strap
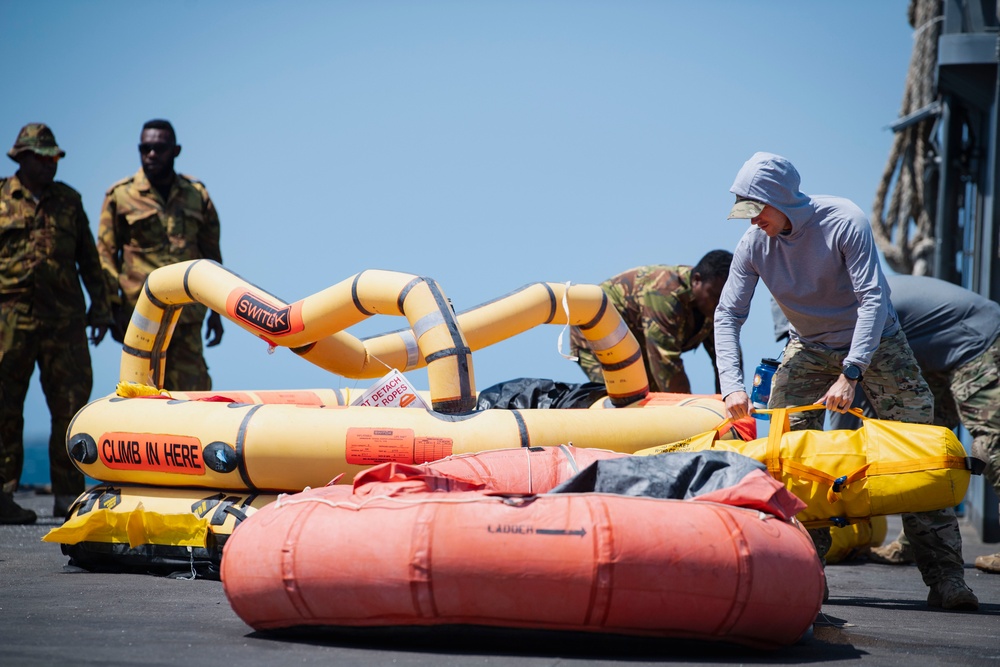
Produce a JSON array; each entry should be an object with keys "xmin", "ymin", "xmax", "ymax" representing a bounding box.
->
[
  {"xmin": 131, "ymin": 310, "xmax": 159, "ymax": 335},
  {"xmin": 398, "ymin": 329, "xmax": 420, "ymax": 368},
  {"xmin": 585, "ymin": 319, "xmax": 629, "ymax": 351},
  {"xmin": 412, "ymin": 310, "xmax": 446, "ymax": 340}
]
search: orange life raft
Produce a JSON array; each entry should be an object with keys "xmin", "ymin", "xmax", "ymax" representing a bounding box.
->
[
  {"xmin": 221, "ymin": 457, "xmax": 824, "ymax": 649},
  {"xmin": 413, "ymin": 443, "xmax": 628, "ymax": 492}
]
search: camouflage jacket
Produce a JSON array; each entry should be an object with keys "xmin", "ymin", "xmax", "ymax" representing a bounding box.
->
[
  {"xmin": 98, "ymin": 168, "xmax": 222, "ymax": 324},
  {"xmin": 0, "ymin": 174, "xmax": 111, "ymax": 323},
  {"xmin": 571, "ymin": 265, "xmax": 718, "ymax": 393}
]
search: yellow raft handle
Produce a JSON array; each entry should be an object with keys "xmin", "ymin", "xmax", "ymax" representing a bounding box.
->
[
  {"xmin": 753, "ymin": 404, "xmax": 867, "ymax": 421},
  {"xmin": 759, "ymin": 404, "xmax": 872, "ymax": 500},
  {"xmin": 757, "ymin": 404, "xmax": 971, "ymax": 506}
]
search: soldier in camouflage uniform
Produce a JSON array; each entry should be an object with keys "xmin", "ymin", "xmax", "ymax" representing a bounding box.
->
[
  {"xmin": 569, "ymin": 250, "xmax": 732, "ymax": 394},
  {"xmin": 0, "ymin": 124, "xmax": 113, "ymax": 523},
  {"xmin": 766, "ymin": 329, "xmax": 972, "ymax": 598},
  {"xmin": 98, "ymin": 119, "xmax": 223, "ymax": 391},
  {"xmin": 805, "ymin": 276, "xmax": 1000, "ymax": 576},
  {"xmin": 716, "ymin": 152, "xmax": 977, "ymax": 610}
]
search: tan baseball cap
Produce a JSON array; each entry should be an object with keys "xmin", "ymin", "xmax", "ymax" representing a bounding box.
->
[{"xmin": 728, "ymin": 196, "xmax": 765, "ymax": 219}]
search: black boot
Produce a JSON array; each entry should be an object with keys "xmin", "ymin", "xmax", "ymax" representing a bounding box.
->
[
  {"xmin": 0, "ymin": 491, "xmax": 37, "ymax": 524},
  {"xmin": 53, "ymin": 495, "xmax": 77, "ymax": 519}
]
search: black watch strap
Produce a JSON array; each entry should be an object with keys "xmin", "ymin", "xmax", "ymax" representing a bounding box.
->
[{"xmin": 843, "ymin": 363, "xmax": 863, "ymax": 382}]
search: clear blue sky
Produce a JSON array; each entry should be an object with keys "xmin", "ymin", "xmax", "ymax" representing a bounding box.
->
[{"xmin": 3, "ymin": 1, "xmax": 914, "ymax": 459}]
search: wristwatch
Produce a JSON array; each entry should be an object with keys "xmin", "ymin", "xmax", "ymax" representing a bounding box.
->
[{"xmin": 843, "ymin": 363, "xmax": 863, "ymax": 382}]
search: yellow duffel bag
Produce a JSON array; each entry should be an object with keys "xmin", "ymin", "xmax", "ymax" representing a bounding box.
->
[{"xmin": 636, "ymin": 405, "xmax": 979, "ymax": 528}]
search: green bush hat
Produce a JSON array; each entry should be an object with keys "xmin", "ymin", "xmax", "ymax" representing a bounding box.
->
[{"xmin": 8, "ymin": 123, "xmax": 66, "ymax": 161}]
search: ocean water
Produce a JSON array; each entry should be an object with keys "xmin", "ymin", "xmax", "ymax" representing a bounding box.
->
[
  {"xmin": 22, "ymin": 438, "xmax": 97, "ymax": 488},
  {"xmin": 22, "ymin": 438, "xmax": 51, "ymax": 487}
]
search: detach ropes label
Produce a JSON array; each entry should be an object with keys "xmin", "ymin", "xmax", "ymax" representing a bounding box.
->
[{"xmin": 351, "ymin": 369, "xmax": 430, "ymax": 409}]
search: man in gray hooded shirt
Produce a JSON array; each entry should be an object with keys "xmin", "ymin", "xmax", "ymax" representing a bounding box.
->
[{"xmin": 714, "ymin": 152, "xmax": 978, "ymax": 611}]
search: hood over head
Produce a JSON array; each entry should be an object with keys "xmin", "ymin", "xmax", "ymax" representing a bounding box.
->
[{"xmin": 728, "ymin": 152, "xmax": 813, "ymax": 230}]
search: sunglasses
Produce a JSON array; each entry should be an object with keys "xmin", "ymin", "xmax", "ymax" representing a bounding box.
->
[{"xmin": 138, "ymin": 142, "xmax": 173, "ymax": 155}]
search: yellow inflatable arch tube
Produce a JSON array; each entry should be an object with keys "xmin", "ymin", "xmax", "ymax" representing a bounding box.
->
[
  {"xmin": 67, "ymin": 395, "xmax": 727, "ymax": 492},
  {"xmin": 125, "ymin": 263, "xmax": 477, "ymax": 413},
  {"xmin": 123, "ymin": 261, "xmax": 649, "ymax": 410},
  {"xmin": 363, "ymin": 281, "xmax": 649, "ymax": 405}
]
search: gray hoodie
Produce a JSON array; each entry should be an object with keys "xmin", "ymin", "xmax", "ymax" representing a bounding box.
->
[{"xmin": 714, "ymin": 152, "xmax": 897, "ymax": 397}]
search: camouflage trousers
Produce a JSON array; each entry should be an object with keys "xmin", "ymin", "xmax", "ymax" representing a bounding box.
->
[
  {"xmin": 949, "ymin": 337, "xmax": 1000, "ymax": 495},
  {"xmin": 163, "ymin": 321, "xmax": 212, "ymax": 392},
  {"xmin": 890, "ymin": 337, "xmax": 1000, "ymax": 559},
  {"xmin": 570, "ymin": 332, "xmax": 606, "ymax": 386},
  {"xmin": 770, "ymin": 328, "xmax": 934, "ymax": 429},
  {"xmin": 772, "ymin": 329, "xmax": 966, "ymax": 585},
  {"xmin": 0, "ymin": 309, "xmax": 90, "ymax": 496}
]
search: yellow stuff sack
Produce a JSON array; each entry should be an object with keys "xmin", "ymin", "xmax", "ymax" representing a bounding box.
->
[
  {"xmin": 43, "ymin": 485, "xmax": 277, "ymax": 547},
  {"xmin": 636, "ymin": 405, "xmax": 977, "ymax": 528},
  {"xmin": 826, "ymin": 516, "xmax": 888, "ymax": 564}
]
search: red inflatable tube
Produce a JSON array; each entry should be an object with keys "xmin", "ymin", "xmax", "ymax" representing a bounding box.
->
[{"xmin": 221, "ymin": 464, "xmax": 823, "ymax": 648}]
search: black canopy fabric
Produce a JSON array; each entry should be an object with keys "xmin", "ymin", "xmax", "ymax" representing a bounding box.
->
[
  {"xmin": 551, "ymin": 450, "xmax": 766, "ymax": 500},
  {"xmin": 476, "ymin": 377, "xmax": 609, "ymax": 410}
]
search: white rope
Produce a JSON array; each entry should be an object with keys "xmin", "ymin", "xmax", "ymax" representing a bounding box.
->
[
  {"xmin": 524, "ymin": 447, "xmax": 533, "ymax": 494},
  {"xmin": 559, "ymin": 442, "xmax": 580, "ymax": 474},
  {"xmin": 557, "ymin": 281, "xmax": 578, "ymax": 361},
  {"xmin": 270, "ymin": 488, "xmax": 781, "ymax": 517},
  {"xmin": 365, "ymin": 351, "xmax": 393, "ymax": 372},
  {"xmin": 276, "ymin": 490, "xmax": 508, "ymax": 512}
]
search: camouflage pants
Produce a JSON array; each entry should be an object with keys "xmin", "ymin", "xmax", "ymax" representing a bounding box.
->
[
  {"xmin": 891, "ymin": 337, "xmax": 1000, "ymax": 559},
  {"xmin": 828, "ymin": 371, "xmax": 959, "ymax": 436},
  {"xmin": 770, "ymin": 328, "xmax": 934, "ymax": 429},
  {"xmin": 164, "ymin": 321, "xmax": 212, "ymax": 391},
  {"xmin": 570, "ymin": 330, "xmax": 605, "ymax": 385},
  {"xmin": 772, "ymin": 329, "xmax": 966, "ymax": 584},
  {"xmin": 0, "ymin": 309, "xmax": 90, "ymax": 496},
  {"xmin": 949, "ymin": 337, "xmax": 1000, "ymax": 495}
]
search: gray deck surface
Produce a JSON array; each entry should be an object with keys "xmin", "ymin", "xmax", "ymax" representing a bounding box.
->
[{"xmin": 2, "ymin": 491, "xmax": 998, "ymax": 666}]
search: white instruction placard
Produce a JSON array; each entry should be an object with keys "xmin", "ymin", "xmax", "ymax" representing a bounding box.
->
[{"xmin": 350, "ymin": 369, "xmax": 430, "ymax": 409}]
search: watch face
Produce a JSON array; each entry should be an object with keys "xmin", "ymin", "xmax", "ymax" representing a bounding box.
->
[{"xmin": 844, "ymin": 365, "xmax": 861, "ymax": 381}]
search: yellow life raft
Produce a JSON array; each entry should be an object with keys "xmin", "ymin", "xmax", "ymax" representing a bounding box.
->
[
  {"xmin": 42, "ymin": 484, "xmax": 277, "ymax": 577},
  {"xmin": 64, "ymin": 260, "xmax": 743, "ymax": 491},
  {"xmin": 66, "ymin": 393, "xmax": 729, "ymax": 492}
]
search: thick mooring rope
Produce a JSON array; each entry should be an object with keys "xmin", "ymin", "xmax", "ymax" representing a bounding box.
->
[{"xmin": 871, "ymin": 0, "xmax": 943, "ymax": 275}]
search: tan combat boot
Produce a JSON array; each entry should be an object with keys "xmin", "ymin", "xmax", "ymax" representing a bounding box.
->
[
  {"xmin": 868, "ymin": 540, "xmax": 915, "ymax": 565},
  {"xmin": 974, "ymin": 552, "xmax": 1000, "ymax": 574}
]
